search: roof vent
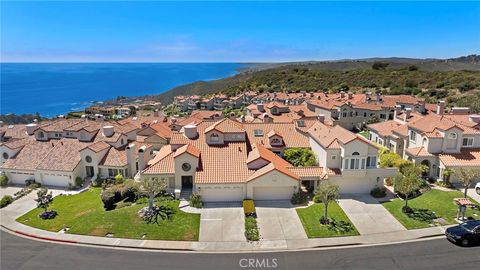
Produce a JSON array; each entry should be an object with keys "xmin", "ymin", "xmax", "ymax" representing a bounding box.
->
[
  {"xmin": 184, "ymin": 124, "xmax": 198, "ymax": 139},
  {"xmin": 26, "ymin": 123, "xmax": 38, "ymax": 135},
  {"xmin": 102, "ymin": 125, "xmax": 115, "ymax": 137},
  {"xmin": 469, "ymin": 114, "xmax": 480, "ymax": 123}
]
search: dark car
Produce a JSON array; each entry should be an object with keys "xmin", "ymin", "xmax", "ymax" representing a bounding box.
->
[{"xmin": 445, "ymin": 220, "xmax": 480, "ymax": 246}]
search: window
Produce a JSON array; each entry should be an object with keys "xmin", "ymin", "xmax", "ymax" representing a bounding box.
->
[
  {"xmin": 352, "ymin": 152, "xmax": 360, "ymax": 156},
  {"xmin": 410, "ymin": 130, "xmax": 416, "ymax": 141},
  {"xmin": 367, "ymin": 156, "xmax": 377, "ymax": 168},
  {"xmin": 182, "ymin": 163, "xmax": 192, "ymax": 172},
  {"xmin": 38, "ymin": 131, "xmax": 44, "ymax": 138},
  {"xmin": 448, "ymin": 132, "xmax": 457, "ymax": 139},
  {"xmin": 331, "ymin": 155, "xmax": 336, "ymax": 160},
  {"xmin": 296, "ymin": 120, "xmax": 306, "ymax": 127},
  {"xmin": 271, "ymin": 138, "xmax": 282, "ymax": 145},
  {"xmin": 423, "ymin": 138, "xmax": 427, "ymax": 146},
  {"xmin": 108, "ymin": 168, "xmax": 118, "ymax": 177},
  {"xmin": 210, "ymin": 133, "xmax": 220, "ymax": 142},
  {"xmin": 344, "ymin": 159, "xmax": 349, "ymax": 169},
  {"xmin": 85, "ymin": 155, "xmax": 92, "ymax": 163},
  {"xmin": 121, "ymin": 138, "xmax": 124, "ymax": 145},
  {"xmin": 342, "ymin": 112, "xmax": 347, "ymax": 118},
  {"xmin": 350, "ymin": 159, "xmax": 355, "ymax": 169},
  {"xmin": 253, "ymin": 129, "xmax": 264, "ymax": 137},
  {"xmin": 2, "ymin": 152, "xmax": 9, "ymax": 159},
  {"xmin": 463, "ymin": 137, "xmax": 474, "ymax": 146},
  {"xmin": 361, "ymin": 158, "xmax": 366, "ymax": 169},
  {"xmin": 378, "ymin": 139, "xmax": 384, "ymax": 145},
  {"xmin": 380, "ymin": 114, "xmax": 386, "ymax": 119},
  {"xmin": 363, "ymin": 112, "xmax": 367, "ymax": 117}
]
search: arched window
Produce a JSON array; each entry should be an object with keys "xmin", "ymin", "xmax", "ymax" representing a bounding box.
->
[
  {"xmin": 352, "ymin": 152, "xmax": 360, "ymax": 156},
  {"xmin": 423, "ymin": 138, "xmax": 427, "ymax": 146},
  {"xmin": 448, "ymin": 132, "xmax": 457, "ymax": 139},
  {"xmin": 3, "ymin": 152, "xmax": 9, "ymax": 159},
  {"xmin": 271, "ymin": 138, "xmax": 282, "ymax": 145},
  {"xmin": 210, "ymin": 133, "xmax": 219, "ymax": 142}
]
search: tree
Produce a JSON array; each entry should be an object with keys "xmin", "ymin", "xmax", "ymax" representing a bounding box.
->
[
  {"xmin": 34, "ymin": 188, "xmax": 53, "ymax": 213},
  {"xmin": 283, "ymin": 148, "xmax": 317, "ymax": 167},
  {"xmin": 394, "ymin": 165, "xmax": 424, "ymax": 212},
  {"xmin": 140, "ymin": 177, "xmax": 167, "ymax": 209},
  {"xmin": 408, "ymin": 65, "xmax": 419, "ymax": 71},
  {"xmin": 315, "ymin": 182, "xmax": 340, "ymax": 224},
  {"xmin": 442, "ymin": 168, "xmax": 454, "ymax": 187},
  {"xmin": 379, "ymin": 151, "xmax": 412, "ymax": 172},
  {"xmin": 454, "ymin": 168, "xmax": 480, "ymax": 198},
  {"xmin": 372, "ymin": 62, "xmax": 389, "ymax": 70}
]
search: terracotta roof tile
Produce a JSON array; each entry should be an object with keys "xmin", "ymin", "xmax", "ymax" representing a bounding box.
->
[{"xmin": 439, "ymin": 148, "xmax": 480, "ymax": 167}]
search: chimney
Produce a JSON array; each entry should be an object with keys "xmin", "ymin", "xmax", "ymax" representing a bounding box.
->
[
  {"xmin": 437, "ymin": 100, "xmax": 445, "ymax": 115},
  {"xmin": 262, "ymin": 113, "xmax": 273, "ymax": 123},
  {"xmin": 102, "ymin": 125, "xmax": 115, "ymax": 137},
  {"xmin": 229, "ymin": 112, "xmax": 236, "ymax": 119},
  {"xmin": 26, "ymin": 123, "xmax": 38, "ymax": 135},
  {"xmin": 318, "ymin": 114, "xmax": 325, "ymax": 123},
  {"xmin": 137, "ymin": 145, "xmax": 148, "ymax": 172},
  {"xmin": 376, "ymin": 93, "xmax": 382, "ymax": 102},
  {"xmin": 404, "ymin": 108, "xmax": 412, "ymax": 122},
  {"xmin": 184, "ymin": 124, "xmax": 198, "ymax": 139},
  {"xmin": 468, "ymin": 114, "xmax": 480, "ymax": 123},
  {"xmin": 0, "ymin": 121, "xmax": 4, "ymax": 127},
  {"xmin": 257, "ymin": 103, "xmax": 265, "ymax": 112},
  {"xmin": 240, "ymin": 115, "xmax": 246, "ymax": 123},
  {"xmin": 365, "ymin": 92, "xmax": 372, "ymax": 102},
  {"xmin": 347, "ymin": 92, "xmax": 353, "ymax": 99},
  {"xmin": 340, "ymin": 91, "xmax": 345, "ymax": 98},
  {"xmin": 394, "ymin": 105, "xmax": 402, "ymax": 119},
  {"xmin": 126, "ymin": 143, "xmax": 137, "ymax": 177}
]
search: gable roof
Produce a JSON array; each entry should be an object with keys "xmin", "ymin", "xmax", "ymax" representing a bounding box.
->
[
  {"xmin": 204, "ymin": 118, "xmax": 245, "ymax": 134},
  {"xmin": 173, "ymin": 143, "xmax": 201, "ymax": 158}
]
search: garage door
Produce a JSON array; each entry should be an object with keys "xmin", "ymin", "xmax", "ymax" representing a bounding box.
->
[
  {"xmin": 253, "ymin": 186, "xmax": 294, "ymax": 200},
  {"xmin": 330, "ymin": 177, "xmax": 377, "ymax": 194},
  {"xmin": 201, "ymin": 186, "xmax": 244, "ymax": 202},
  {"xmin": 7, "ymin": 172, "xmax": 35, "ymax": 185},
  {"xmin": 41, "ymin": 173, "xmax": 70, "ymax": 187}
]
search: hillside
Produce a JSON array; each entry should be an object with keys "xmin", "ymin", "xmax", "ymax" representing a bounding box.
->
[{"xmin": 152, "ymin": 55, "xmax": 480, "ymax": 107}]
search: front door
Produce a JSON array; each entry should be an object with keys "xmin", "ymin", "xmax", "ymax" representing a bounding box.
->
[
  {"xmin": 86, "ymin": 166, "xmax": 94, "ymax": 177},
  {"xmin": 181, "ymin": 176, "xmax": 193, "ymax": 189}
]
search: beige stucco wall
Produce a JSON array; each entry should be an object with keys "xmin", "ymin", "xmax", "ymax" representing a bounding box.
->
[{"xmin": 245, "ymin": 171, "xmax": 299, "ymax": 199}]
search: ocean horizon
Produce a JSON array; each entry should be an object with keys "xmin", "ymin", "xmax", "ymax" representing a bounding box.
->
[{"xmin": 0, "ymin": 63, "xmax": 248, "ymax": 117}]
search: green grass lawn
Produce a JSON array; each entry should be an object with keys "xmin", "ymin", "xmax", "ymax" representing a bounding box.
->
[
  {"xmin": 296, "ymin": 202, "xmax": 359, "ymax": 238},
  {"xmin": 382, "ymin": 189, "xmax": 480, "ymax": 229},
  {"xmin": 17, "ymin": 188, "xmax": 200, "ymax": 241},
  {"xmin": 358, "ymin": 130, "xmax": 369, "ymax": 138}
]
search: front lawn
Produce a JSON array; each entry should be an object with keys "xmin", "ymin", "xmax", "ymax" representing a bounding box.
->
[
  {"xmin": 296, "ymin": 202, "xmax": 359, "ymax": 238},
  {"xmin": 358, "ymin": 130, "xmax": 369, "ymax": 139},
  {"xmin": 17, "ymin": 188, "xmax": 200, "ymax": 241},
  {"xmin": 382, "ymin": 189, "xmax": 480, "ymax": 229}
]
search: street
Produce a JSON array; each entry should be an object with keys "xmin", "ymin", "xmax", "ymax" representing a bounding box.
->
[{"xmin": 1, "ymin": 231, "xmax": 479, "ymax": 270}]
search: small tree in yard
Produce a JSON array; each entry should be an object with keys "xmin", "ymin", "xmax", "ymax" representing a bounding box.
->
[
  {"xmin": 140, "ymin": 177, "xmax": 167, "ymax": 210},
  {"xmin": 442, "ymin": 168, "xmax": 454, "ymax": 187},
  {"xmin": 454, "ymin": 168, "xmax": 480, "ymax": 198},
  {"xmin": 315, "ymin": 182, "xmax": 340, "ymax": 224},
  {"xmin": 35, "ymin": 188, "xmax": 56, "ymax": 219},
  {"xmin": 394, "ymin": 165, "xmax": 423, "ymax": 212}
]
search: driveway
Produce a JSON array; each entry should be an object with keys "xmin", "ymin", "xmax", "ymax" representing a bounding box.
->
[
  {"xmin": 466, "ymin": 188, "xmax": 480, "ymax": 203},
  {"xmin": 338, "ymin": 194, "xmax": 406, "ymax": 235},
  {"xmin": 255, "ymin": 201, "xmax": 307, "ymax": 240},
  {"xmin": 199, "ymin": 202, "xmax": 246, "ymax": 242}
]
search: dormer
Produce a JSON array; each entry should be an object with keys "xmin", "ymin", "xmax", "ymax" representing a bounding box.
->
[
  {"xmin": 204, "ymin": 119, "xmax": 245, "ymax": 144},
  {"xmin": 267, "ymin": 130, "xmax": 284, "ymax": 146}
]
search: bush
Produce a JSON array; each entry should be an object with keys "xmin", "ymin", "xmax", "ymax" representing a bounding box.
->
[
  {"xmin": 116, "ymin": 200, "xmax": 133, "ymax": 209},
  {"xmin": 120, "ymin": 181, "xmax": 139, "ymax": 202},
  {"xmin": 313, "ymin": 195, "xmax": 322, "ymax": 203},
  {"xmin": 0, "ymin": 195, "xmax": 14, "ymax": 208},
  {"xmin": 0, "ymin": 175, "xmax": 9, "ymax": 187},
  {"xmin": 290, "ymin": 191, "xmax": 308, "ymax": 204},
  {"xmin": 189, "ymin": 193, "xmax": 203, "ymax": 208},
  {"xmin": 243, "ymin": 200, "xmax": 256, "ymax": 218},
  {"xmin": 101, "ymin": 188, "xmax": 121, "ymax": 210},
  {"xmin": 90, "ymin": 178, "xmax": 103, "ymax": 187},
  {"xmin": 39, "ymin": 210, "xmax": 58, "ymax": 220},
  {"xmin": 114, "ymin": 174, "xmax": 124, "ymax": 184},
  {"xmin": 327, "ymin": 218, "xmax": 354, "ymax": 233},
  {"xmin": 283, "ymin": 148, "xmax": 317, "ymax": 167},
  {"xmin": 245, "ymin": 217, "xmax": 260, "ymax": 241},
  {"xmin": 385, "ymin": 177, "xmax": 394, "ymax": 186},
  {"xmin": 370, "ymin": 187, "xmax": 387, "ymax": 198},
  {"xmin": 404, "ymin": 208, "xmax": 437, "ymax": 222},
  {"xmin": 75, "ymin": 177, "xmax": 84, "ymax": 188}
]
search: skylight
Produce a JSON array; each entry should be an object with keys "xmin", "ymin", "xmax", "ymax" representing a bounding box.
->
[
  {"xmin": 254, "ymin": 129, "xmax": 264, "ymax": 137},
  {"xmin": 296, "ymin": 120, "xmax": 306, "ymax": 127}
]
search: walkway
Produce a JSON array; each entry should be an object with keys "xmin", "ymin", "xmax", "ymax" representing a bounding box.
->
[{"xmin": 338, "ymin": 194, "xmax": 406, "ymax": 235}]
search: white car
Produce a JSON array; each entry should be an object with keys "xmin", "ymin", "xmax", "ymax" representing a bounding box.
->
[{"xmin": 476, "ymin": 182, "xmax": 480, "ymax": 195}]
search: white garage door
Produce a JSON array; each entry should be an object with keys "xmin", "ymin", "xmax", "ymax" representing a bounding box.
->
[
  {"xmin": 41, "ymin": 173, "xmax": 70, "ymax": 187},
  {"xmin": 7, "ymin": 172, "xmax": 35, "ymax": 185},
  {"xmin": 201, "ymin": 186, "xmax": 244, "ymax": 202},
  {"xmin": 330, "ymin": 177, "xmax": 377, "ymax": 194},
  {"xmin": 253, "ymin": 186, "xmax": 294, "ymax": 200}
]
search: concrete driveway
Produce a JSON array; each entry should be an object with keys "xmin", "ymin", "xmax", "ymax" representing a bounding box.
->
[
  {"xmin": 465, "ymin": 187, "xmax": 480, "ymax": 203},
  {"xmin": 338, "ymin": 194, "xmax": 406, "ymax": 235},
  {"xmin": 255, "ymin": 201, "xmax": 307, "ymax": 240},
  {"xmin": 199, "ymin": 202, "xmax": 246, "ymax": 242}
]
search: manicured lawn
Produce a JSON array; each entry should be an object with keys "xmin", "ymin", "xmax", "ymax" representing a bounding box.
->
[
  {"xmin": 296, "ymin": 202, "xmax": 359, "ymax": 238},
  {"xmin": 17, "ymin": 188, "xmax": 200, "ymax": 241},
  {"xmin": 358, "ymin": 130, "xmax": 369, "ymax": 138},
  {"xmin": 382, "ymin": 189, "xmax": 480, "ymax": 229}
]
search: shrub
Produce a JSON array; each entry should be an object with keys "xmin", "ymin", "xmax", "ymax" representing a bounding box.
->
[
  {"xmin": 385, "ymin": 177, "xmax": 394, "ymax": 186},
  {"xmin": 91, "ymin": 178, "xmax": 103, "ymax": 187},
  {"xmin": 28, "ymin": 182, "xmax": 41, "ymax": 189},
  {"xmin": 39, "ymin": 211, "xmax": 58, "ymax": 219},
  {"xmin": 116, "ymin": 200, "xmax": 133, "ymax": 209},
  {"xmin": 0, "ymin": 175, "xmax": 9, "ymax": 187},
  {"xmin": 243, "ymin": 200, "xmax": 256, "ymax": 218},
  {"xmin": 189, "ymin": 193, "xmax": 203, "ymax": 208},
  {"xmin": 283, "ymin": 148, "xmax": 317, "ymax": 167},
  {"xmin": 0, "ymin": 195, "xmax": 14, "ymax": 208},
  {"xmin": 120, "ymin": 181, "xmax": 139, "ymax": 202},
  {"xmin": 404, "ymin": 208, "xmax": 437, "ymax": 222},
  {"xmin": 290, "ymin": 191, "xmax": 308, "ymax": 205},
  {"xmin": 327, "ymin": 218, "xmax": 354, "ymax": 233},
  {"xmin": 101, "ymin": 188, "xmax": 121, "ymax": 210},
  {"xmin": 245, "ymin": 217, "xmax": 260, "ymax": 241},
  {"xmin": 313, "ymin": 195, "xmax": 322, "ymax": 203},
  {"xmin": 75, "ymin": 177, "xmax": 84, "ymax": 188},
  {"xmin": 370, "ymin": 187, "xmax": 387, "ymax": 198},
  {"xmin": 114, "ymin": 174, "xmax": 124, "ymax": 184}
]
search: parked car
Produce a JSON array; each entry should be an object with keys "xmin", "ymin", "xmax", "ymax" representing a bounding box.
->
[
  {"xmin": 445, "ymin": 220, "xmax": 480, "ymax": 246},
  {"xmin": 475, "ymin": 182, "xmax": 480, "ymax": 195}
]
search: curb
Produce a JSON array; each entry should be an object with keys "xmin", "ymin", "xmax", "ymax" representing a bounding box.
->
[{"xmin": 1, "ymin": 226, "xmax": 78, "ymax": 244}]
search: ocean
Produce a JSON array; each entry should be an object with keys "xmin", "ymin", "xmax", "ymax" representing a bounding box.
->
[{"xmin": 0, "ymin": 63, "xmax": 247, "ymax": 117}]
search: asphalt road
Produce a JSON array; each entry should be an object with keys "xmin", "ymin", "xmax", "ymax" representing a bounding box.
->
[{"xmin": 1, "ymin": 231, "xmax": 479, "ymax": 270}]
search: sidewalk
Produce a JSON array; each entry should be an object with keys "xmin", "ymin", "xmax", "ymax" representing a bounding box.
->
[{"xmin": 1, "ymin": 194, "xmax": 449, "ymax": 252}]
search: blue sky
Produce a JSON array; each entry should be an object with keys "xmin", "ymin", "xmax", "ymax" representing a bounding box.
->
[{"xmin": 1, "ymin": 1, "xmax": 479, "ymax": 62}]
